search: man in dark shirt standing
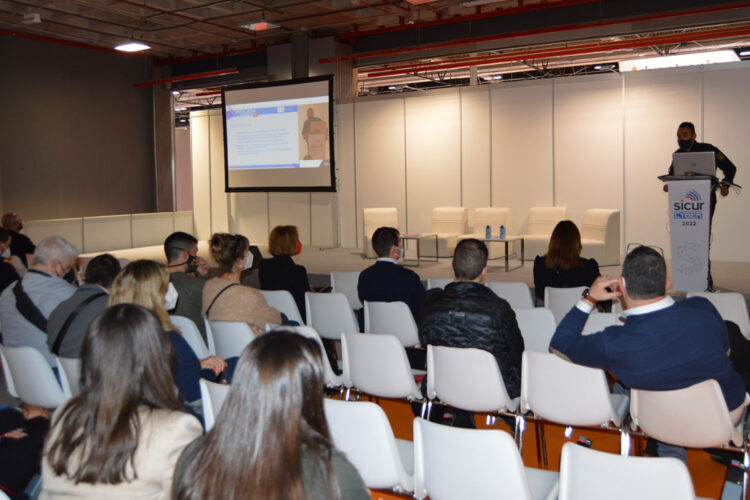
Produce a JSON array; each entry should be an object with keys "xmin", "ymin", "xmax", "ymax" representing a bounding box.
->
[
  {"xmin": 1, "ymin": 213, "xmax": 35, "ymax": 267},
  {"xmin": 0, "ymin": 228, "xmax": 20, "ymax": 294}
]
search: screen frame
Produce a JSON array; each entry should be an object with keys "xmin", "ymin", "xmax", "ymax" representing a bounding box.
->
[{"xmin": 221, "ymin": 74, "xmax": 336, "ymax": 193}]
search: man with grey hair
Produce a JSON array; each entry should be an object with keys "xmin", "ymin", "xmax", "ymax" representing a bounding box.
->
[{"xmin": 0, "ymin": 236, "xmax": 78, "ymax": 367}]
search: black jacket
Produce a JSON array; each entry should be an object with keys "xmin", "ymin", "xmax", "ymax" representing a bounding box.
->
[
  {"xmin": 533, "ymin": 256, "xmax": 600, "ymax": 301},
  {"xmin": 259, "ymin": 255, "xmax": 310, "ymax": 318},
  {"xmin": 418, "ymin": 281, "xmax": 524, "ymax": 398}
]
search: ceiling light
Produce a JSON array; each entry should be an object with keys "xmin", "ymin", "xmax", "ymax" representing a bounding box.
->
[
  {"xmin": 619, "ymin": 50, "xmax": 739, "ymax": 72},
  {"xmin": 175, "ymin": 107, "xmax": 187, "ymax": 111},
  {"xmin": 239, "ymin": 20, "xmax": 280, "ymax": 31},
  {"xmin": 388, "ymin": 85, "xmax": 396, "ymax": 90},
  {"xmin": 493, "ymin": 75, "xmax": 502, "ymax": 80},
  {"xmin": 114, "ymin": 41, "xmax": 151, "ymax": 52},
  {"xmin": 739, "ymin": 50, "xmax": 750, "ymax": 57}
]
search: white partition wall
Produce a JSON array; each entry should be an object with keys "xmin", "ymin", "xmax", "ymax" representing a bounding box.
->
[
  {"xmin": 132, "ymin": 212, "xmax": 175, "ymax": 248},
  {"xmin": 84, "ymin": 215, "xmax": 131, "ymax": 253},
  {"xmin": 26, "ymin": 218, "xmax": 84, "ymax": 252},
  {"xmin": 460, "ymin": 87, "xmax": 492, "ymax": 231},
  {"xmin": 336, "ymin": 103, "xmax": 357, "ymax": 248}
]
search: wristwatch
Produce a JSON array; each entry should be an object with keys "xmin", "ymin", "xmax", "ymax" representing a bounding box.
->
[{"xmin": 581, "ymin": 288, "xmax": 597, "ymax": 306}]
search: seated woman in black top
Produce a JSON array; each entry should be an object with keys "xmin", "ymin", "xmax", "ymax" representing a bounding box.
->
[
  {"xmin": 259, "ymin": 225, "xmax": 310, "ymax": 318},
  {"xmin": 533, "ymin": 220, "xmax": 600, "ymax": 302}
]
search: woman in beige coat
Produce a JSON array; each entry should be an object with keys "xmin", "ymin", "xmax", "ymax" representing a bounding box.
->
[{"xmin": 41, "ymin": 304, "xmax": 202, "ymax": 499}]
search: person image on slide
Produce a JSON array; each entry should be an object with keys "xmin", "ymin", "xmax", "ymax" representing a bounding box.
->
[{"xmin": 301, "ymin": 108, "xmax": 323, "ymax": 156}]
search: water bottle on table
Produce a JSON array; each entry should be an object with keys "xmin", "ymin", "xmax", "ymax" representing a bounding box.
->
[{"xmin": 485, "ymin": 225, "xmax": 492, "ymax": 239}]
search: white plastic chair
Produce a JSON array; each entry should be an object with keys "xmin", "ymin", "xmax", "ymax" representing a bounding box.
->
[
  {"xmin": 487, "ymin": 281, "xmax": 534, "ymax": 309},
  {"xmin": 413, "ymin": 417, "xmax": 559, "ymax": 500},
  {"xmin": 0, "ymin": 345, "xmax": 67, "ymax": 408},
  {"xmin": 520, "ymin": 351, "xmax": 630, "ymax": 461},
  {"xmin": 203, "ymin": 318, "xmax": 217, "ymax": 356},
  {"xmin": 686, "ymin": 291, "xmax": 750, "ymax": 339},
  {"xmin": 364, "ymin": 301, "xmax": 420, "ymax": 347},
  {"xmin": 523, "ymin": 206, "xmax": 569, "ymax": 260},
  {"xmin": 305, "ymin": 292, "xmax": 359, "ymax": 340},
  {"xmin": 280, "ymin": 325, "xmax": 343, "ymax": 388},
  {"xmin": 207, "ymin": 320, "xmax": 255, "ymax": 359},
  {"xmin": 558, "ymin": 442, "xmax": 696, "ymax": 500},
  {"xmin": 54, "ymin": 355, "xmax": 81, "ymax": 397},
  {"xmin": 324, "ymin": 399, "xmax": 413, "ymax": 494},
  {"xmin": 199, "ymin": 379, "xmax": 230, "ymax": 431},
  {"xmin": 514, "ymin": 307, "xmax": 556, "ymax": 353},
  {"xmin": 0, "ymin": 345, "xmax": 18, "ymax": 398},
  {"xmin": 170, "ymin": 315, "xmax": 210, "ymax": 359},
  {"xmin": 259, "ymin": 289, "xmax": 304, "ymax": 325},
  {"xmin": 422, "ymin": 207, "xmax": 469, "ymax": 258},
  {"xmin": 544, "ymin": 286, "xmax": 587, "ymax": 325},
  {"xmin": 341, "ymin": 332, "xmax": 423, "ymax": 402},
  {"xmin": 582, "ymin": 312, "xmax": 619, "ymax": 335},
  {"xmin": 580, "ymin": 209, "xmax": 621, "ymax": 266},
  {"xmin": 426, "ymin": 277, "xmax": 453, "ymax": 290},
  {"xmin": 330, "ymin": 271, "xmax": 362, "ymax": 310}
]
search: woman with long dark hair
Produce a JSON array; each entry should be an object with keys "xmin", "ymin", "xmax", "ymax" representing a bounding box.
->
[
  {"xmin": 533, "ymin": 220, "xmax": 600, "ymax": 301},
  {"xmin": 41, "ymin": 304, "xmax": 202, "ymax": 498},
  {"xmin": 172, "ymin": 330, "xmax": 369, "ymax": 500}
]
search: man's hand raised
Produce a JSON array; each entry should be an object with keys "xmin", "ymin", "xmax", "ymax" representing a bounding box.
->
[{"xmin": 589, "ymin": 276, "xmax": 622, "ymax": 302}]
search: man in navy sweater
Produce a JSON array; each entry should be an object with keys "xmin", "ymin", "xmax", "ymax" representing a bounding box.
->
[
  {"xmin": 357, "ymin": 226, "xmax": 425, "ymax": 330},
  {"xmin": 550, "ymin": 245, "xmax": 746, "ymax": 462}
]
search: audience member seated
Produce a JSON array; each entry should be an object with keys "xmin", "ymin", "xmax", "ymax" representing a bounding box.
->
[
  {"xmin": 533, "ymin": 220, "xmax": 600, "ymax": 302},
  {"xmin": 0, "ymin": 405, "xmax": 50, "ymax": 499},
  {"xmin": 0, "ymin": 236, "xmax": 77, "ymax": 368},
  {"xmin": 550, "ymin": 245, "xmax": 747, "ymax": 462},
  {"xmin": 172, "ymin": 330, "xmax": 370, "ymax": 500},
  {"xmin": 0, "ymin": 228, "xmax": 20, "ymax": 293},
  {"xmin": 419, "ymin": 238, "xmax": 524, "ymax": 427},
  {"xmin": 357, "ymin": 226, "xmax": 425, "ymax": 330},
  {"xmin": 203, "ymin": 233, "xmax": 281, "ymax": 334},
  {"xmin": 165, "ymin": 231, "xmax": 210, "ymax": 342},
  {"xmin": 259, "ymin": 225, "xmax": 311, "ymax": 319},
  {"xmin": 46, "ymin": 253, "xmax": 120, "ymax": 359},
  {"xmin": 41, "ymin": 304, "xmax": 203, "ymax": 499},
  {"xmin": 1, "ymin": 213, "xmax": 35, "ymax": 268},
  {"xmin": 109, "ymin": 260, "xmax": 229, "ymax": 415}
]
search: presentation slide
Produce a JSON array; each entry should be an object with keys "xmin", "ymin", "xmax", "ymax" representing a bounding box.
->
[{"xmin": 222, "ymin": 76, "xmax": 335, "ymax": 192}]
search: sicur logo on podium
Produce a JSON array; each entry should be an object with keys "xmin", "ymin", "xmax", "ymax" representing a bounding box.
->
[{"xmin": 673, "ymin": 190, "xmax": 704, "ymax": 219}]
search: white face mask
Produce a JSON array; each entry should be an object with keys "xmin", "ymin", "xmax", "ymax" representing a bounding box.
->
[
  {"xmin": 243, "ymin": 252, "xmax": 254, "ymax": 270},
  {"xmin": 0, "ymin": 246, "xmax": 9, "ymax": 260},
  {"xmin": 164, "ymin": 282, "xmax": 179, "ymax": 311}
]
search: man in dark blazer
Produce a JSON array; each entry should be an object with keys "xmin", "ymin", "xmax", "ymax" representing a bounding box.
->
[{"xmin": 357, "ymin": 226, "xmax": 425, "ymax": 330}]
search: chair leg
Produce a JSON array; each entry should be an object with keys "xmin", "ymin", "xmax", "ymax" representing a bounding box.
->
[
  {"xmin": 534, "ymin": 420, "xmax": 543, "ymax": 465},
  {"xmin": 540, "ymin": 422, "xmax": 549, "ymax": 470},
  {"xmin": 620, "ymin": 430, "xmax": 631, "ymax": 456},
  {"xmin": 344, "ymin": 387, "xmax": 351, "ymax": 401},
  {"xmin": 515, "ymin": 415, "xmax": 526, "ymax": 452},
  {"xmin": 742, "ymin": 445, "xmax": 749, "ymax": 500}
]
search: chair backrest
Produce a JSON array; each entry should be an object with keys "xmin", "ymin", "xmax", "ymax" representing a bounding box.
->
[
  {"xmin": 426, "ymin": 277, "xmax": 453, "ymax": 290},
  {"xmin": 521, "ymin": 351, "xmax": 623, "ymax": 427},
  {"xmin": 558, "ymin": 442, "xmax": 696, "ymax": 500},
  {"xmin": 170, "ymin": 315, "xmax": 210, "ymax": 359},
  {"xmin": 581, "ymin": 209, "xmax": 620, "ymax": 242},
  {"xmin": 630, "ymin": 379, "xmax": 736, "ymax": 448},
  {"xmin": 0, "ymin": 345, "xmax": 18, "ymax": 398},
  {"xmin": 54, "ymin": 355, "xmax": 81, "ymax": 397},
  {"xmin": 486, "ymin": 281, "xmax": 534, "ymax": 309},
  {"xmin": 473, "ymin": 207, "xmax": 511, "ymax": 234},
  {"xmin": 324, "ymin": 399, "xmax": 413, "ymax": 493},
  {"xmin": 426, "ymin": 345, "xmax": 517, "ymax": 413},
  {"xmin": 341, "ymin": 333, "xmax": 422, "ymax": 400},
  {"xmin": 582, "ymin": 312, "xmax": 619, "ymax": 335},
  {"xmin": 0, "ymin": 345, "xmax": 67, "ymax": 408},
  {"xmin": 203, "ymin": 318, "xmax": 217, "ymax": 356},
  {"xmin": 364, "ymin": 301, "xmax": 420, "ymax": 347},
  {"xmin": 686, "ymin": 291, "xmax": 750, "ymax": 339},
  {"xmin": 431, "ymin": 207, "xmax": 468, "ymax": 234},
  {"xmin": 363, "ymin": 208, "xmax": 398, "ymax": 256},
  {"xmin": 305, "ymin": 292, "xmax": 358, "ymax": 340},
  {"xmin": 199, "ymin": 379, "xmax": 230, "ymax": 431},
  {"xmin": 207, "ymin": 320, "xmax": 255, "ymax": 359},
  {"xmin": 527, "ymin": 206, "xmax": 568, "ymax": 236},
  {"xmin": 330, "ymin": 271, "xmax": 363, "ymax": 310},
  {"xmin": 413, "ymin": 418, "xmax": 536, "ymax": 500},
  {"xmin": 259, "ymin": 289, "xmax": 304, "ymax": 325},
  {"xmin": 282, "ymin": 326, "xmax": 342, "ymax": 387},
  {"xmin": 545, "ymin": 286, "xmax": 588, "ymax": 325},
  {"xmin": 514, "ymin": 307, "xmax": 556, "ymax": 353}
]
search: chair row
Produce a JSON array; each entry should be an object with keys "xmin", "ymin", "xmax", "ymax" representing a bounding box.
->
[{"xmin": 363, "ymin": 206, "xmax": 621, "ymax": 264}]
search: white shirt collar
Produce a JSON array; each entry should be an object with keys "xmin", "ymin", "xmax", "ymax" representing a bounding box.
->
[
  {"xmin": 376, "ymin": 257, "xmax": 399, "ymax": 264},
  {"xmin": 622, "ymin": 295, "xmax": 675, "ymax": 317}
]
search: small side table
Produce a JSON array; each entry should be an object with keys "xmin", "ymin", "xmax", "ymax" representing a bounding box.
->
[
  {"xmin": 483, "ymin": 236, "xmax": 525, "ymax": 272},
  {"xmin": 399, "ymin": 233, "xmax": 439, "ymax": 266}
]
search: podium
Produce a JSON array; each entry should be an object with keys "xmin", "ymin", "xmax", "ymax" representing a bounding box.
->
[{"xmin": 659, "ymin": 174, "xmax": 713, "ymax": 291}]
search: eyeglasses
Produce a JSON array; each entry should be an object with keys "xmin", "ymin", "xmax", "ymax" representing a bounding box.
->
[{"xmin": 626, "ymin": 243, "xmax": 664, "ymax": 257}]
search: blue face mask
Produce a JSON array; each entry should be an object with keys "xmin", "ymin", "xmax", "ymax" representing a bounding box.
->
[{"xmin": 678, "ymin": 139, "xmax": 693, "ymax": 150}]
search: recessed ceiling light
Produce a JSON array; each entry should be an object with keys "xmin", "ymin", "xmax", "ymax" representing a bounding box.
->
[
  {"xmin": 239, "ymin": 20, "xmax": 280, "ymax": 31},
  {"xmin": 115, "ymin": 42, "xmax": 151, "ymax": 52}
]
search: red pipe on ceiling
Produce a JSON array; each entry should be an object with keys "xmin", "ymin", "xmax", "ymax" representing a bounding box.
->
[
  {"xmin": 133, "ymin": 68, "xmax": 239, "ymax": 88},
  {"xmin": 320, "ymin": 2, "xmax": 750, "ymax": 64}
]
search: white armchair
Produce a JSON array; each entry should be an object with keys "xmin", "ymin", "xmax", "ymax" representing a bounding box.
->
[
  {"xmin": 580, "ymin": 209, "xmax": 621, "ymax": 266},
  {"xmin": 463, "ymin": 207, "xmax": 511, "ymax": 259},
  {"xmin": 523, "ymin": 206, "xmax": 568, "ymax": 260},
  {"xmin": 421, "ymin": 207, "xmax": 468, "ymax": 258},
  {"xmin": 363, "ymin": 208, "xmax": 398, "ymax": 258}
]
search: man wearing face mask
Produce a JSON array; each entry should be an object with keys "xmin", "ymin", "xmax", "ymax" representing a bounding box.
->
[
  {"xmin": 1, "ymin": 212, "xmax": 36, "ymax": 268},
  {"xmin": 0, "ymin": 236, "xmax": 77, "ymax": 368},
  {"xmin": 0, "ymin": 229, "xmax": 20, "ymax": 294},
  {"xmin": 357, "ymin": 226, "xmax": 426, "ymax": 331},
  {"xmin": 164, "ymin": 232, "xmax": 210, "ymax": 342}
]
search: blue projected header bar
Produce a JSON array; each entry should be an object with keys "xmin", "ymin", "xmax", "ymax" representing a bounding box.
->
[{"xmin": 226, "ymin": 105, "xmax": 298, "ymax": 119}]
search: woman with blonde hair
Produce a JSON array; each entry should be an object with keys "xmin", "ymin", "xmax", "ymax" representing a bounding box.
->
[
  {"xmin": 109, "ymin": 260, "xmax": 228, "ymax": 409},
  {"xmin": 533, "ymin": 220, "xmax": 600, "ymax": 302},
  {"xmin": 259, "ymin": 225, "xmax": 311, "ymax": 317},
  {"xmin": 203, "ymin": 233, "xmax": 281, "ymax": 334}
]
